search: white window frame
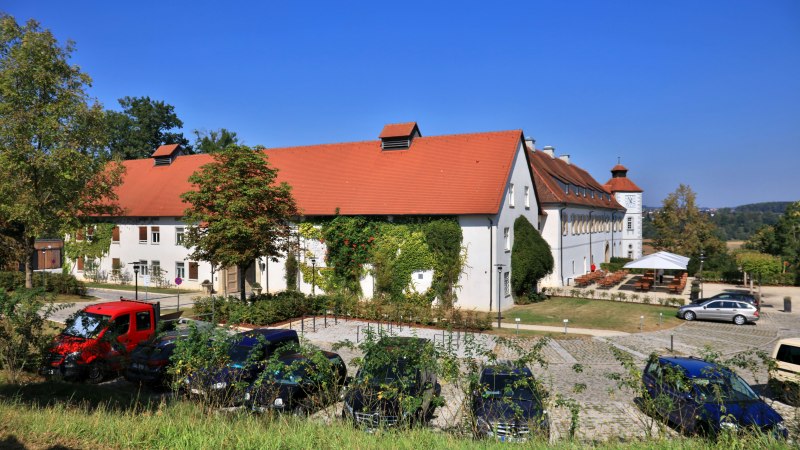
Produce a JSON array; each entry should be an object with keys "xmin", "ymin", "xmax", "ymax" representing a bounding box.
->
[
  {"xmin": 508, "ymin": 183, "xmax": 515, "ymax": 208},
  {"xmin": 504, "ymin": 227, "xmax": 510, "ymax": 251},
  {"xmin": 138, "ymin": 259, "xmax": 149, "ymax": 276},
  {"xmin": 524, "ymin": 186, "xmax": 530, "ymax": 209},
  {"xmin": 503, "ymin": 271, "xmax": 510, "ymax": 297},
  {"xmin": 627, "ymin": 217, "xmax": 633, "ymax": 231},
  {"xmin": 151, "ymin": 260, "xmax": 161, "ymax": 277},
  {"xmin": 176, "ymin": 227, "xmax": 185, "ymax": 246},
  {"xmin": 151, "ymin": 226, "xmax": 160, "ymax": 245},
  {"xmin": 175, "ymin": 262, "xmax": 185, "ymax": 279}
]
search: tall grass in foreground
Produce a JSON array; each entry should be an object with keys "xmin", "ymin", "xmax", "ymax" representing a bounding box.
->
[{"xmin": 0, "ymin": 399, "xmax": 792, "ymax": 450}]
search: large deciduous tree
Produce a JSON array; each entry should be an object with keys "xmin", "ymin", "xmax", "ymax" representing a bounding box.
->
[
  {"xmin": 652, "ymin": 184, "xmax": 725, "ymax": 273},
  {"xmin": 106, "ymin": 96, "xmax": 191, "ymax": 159},
  {"xmin": 193, "ymin": 128, "xmax": 239, "ymax": 154},
  {"xmin": 0, "ymin": 15, "xmax": 122, "ymax": 287},
  {"xmin": 181, "ymin": 145, "xmax": 299, "ymax": 302},
  {"xmin": 511, "ymin": 215, "xmax": 554, "ymax": 299},
  {"xmin": 735, "ymin": 251, "xmax": 781, "ymax": 303}
]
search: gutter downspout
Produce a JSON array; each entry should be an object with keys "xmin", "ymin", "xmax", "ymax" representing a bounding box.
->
[
  {"xmin": 488, "ymin": 216, "xmax": 493, "ymax": 311},
  {"xmin": 559, "ymin": 206, "xmax": 566, "ymax": 286},
  {"xmin": 589, "ymin": 210, "xmax": 594, "ymax": 268},
  {"xmin": 610, "ymin": 212, "xmax": 616, "ymax": 259}
]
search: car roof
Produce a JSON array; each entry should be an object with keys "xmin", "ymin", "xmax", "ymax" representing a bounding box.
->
[
  {"xmin": 658, "ymin": 357, "xmax": 728, "ymax": 378},
  {"xmin": 236, "ymin": 328, "xmax": 298, "ymax": 347},
  {"xmin": 279, "ymin": 350, "xmax": 341, "ymax": 363},
  {"xmin": 84, "ymin": 301, "xmax": 153, "ymax": 315},
  {"xmin": 775, "ymin": 338, "xmax": 800, "ymax": 347},
  {"xmin": 481, "ymin": 364, "xmax": 533, "ymax": 377}
]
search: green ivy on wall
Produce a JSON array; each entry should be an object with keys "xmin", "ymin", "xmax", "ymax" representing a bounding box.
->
[
  {"xmin": 299, "ymin": 216, "xmax": 464, "ymax": 305},
  {"xmin": 63, "ymin": 223, "xmax": 115, "ymax": 264}
]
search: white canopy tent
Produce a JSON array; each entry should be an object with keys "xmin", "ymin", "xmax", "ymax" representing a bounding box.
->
[{"xmin": 623, "ymin": 251, "xmax": 690, "ymax": 271}]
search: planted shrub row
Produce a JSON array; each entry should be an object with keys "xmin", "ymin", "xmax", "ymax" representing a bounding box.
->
[{"xmin": 0, "ymin": 271, "xmax": 86, "ymax": 296}]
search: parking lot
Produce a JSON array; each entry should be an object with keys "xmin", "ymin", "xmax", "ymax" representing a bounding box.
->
[{"xmin": 293, "ymin": 307, "xmax": 799, "ymax": 442}]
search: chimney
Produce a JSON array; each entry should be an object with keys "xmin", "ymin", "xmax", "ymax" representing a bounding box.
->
[
  {"xmin": 524, "ymin": 136, "xmax": 536, "ymax": 151},
  {"xmin": 558, "ymin": 154, "xmax": 571, "ymax": 164},
  {"xmin": 542, "ymin": 145, "xmax": 555, "ymax": 158}
]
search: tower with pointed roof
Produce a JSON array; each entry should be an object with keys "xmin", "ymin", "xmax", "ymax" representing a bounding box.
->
[{"xmin": 604, "ymin": 163, "xmax": 643, "ymax": 260}]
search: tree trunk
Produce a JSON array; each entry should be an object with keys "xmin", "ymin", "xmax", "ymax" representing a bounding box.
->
[
  {"xmin": 239, "ymin": 263, "xmax": 247, "ymax": 302},
  {"xmin": 25, "ymin": 236, "xmax": 35, "ymax": 288}
]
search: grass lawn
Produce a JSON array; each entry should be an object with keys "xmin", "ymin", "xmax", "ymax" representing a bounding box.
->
[
  {"xmin": 485, "ymin": 328, "xmax": 593, "ymax": 340},
  {"xmin": 85, "ymin": 282, "xmax": 200, "ymax": 294},
  {"xmin": 503, "ymin": 297, "xmax": 682, "ymax": 333}
]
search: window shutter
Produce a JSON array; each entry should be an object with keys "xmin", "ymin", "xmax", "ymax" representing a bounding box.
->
[
  {"xmin": 112, "ymin": 226, "xmax": 120, "ymax": 242},
  {"xmin": 139, "ymin": 226, "xmax": 147, "ymax": 241},
  {"xmin": 189, "ymin": 262, "xmax": 199, "ymax": 280},
  {"xmin": 77, "ymin": 258, "xmax": 84, "ymax": 271}
]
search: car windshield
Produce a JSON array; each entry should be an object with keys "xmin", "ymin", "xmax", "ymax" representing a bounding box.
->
[
  {"xmin": 480, "ymin": 373, "xmax": 537, "ymax": 401},
  {"xmin": 693, "ymin": 372, "xmax": 760, "ymax": 403},
  {"xmin": 62, "ymin": 312, "xmax": 110, "ymax": 339},
  {"xmin": 360, "ymin": 358, "xmax": 417, "ymax": 386},
  {"xmin": 228, "ymin": 343, "xmax": 264, "ymax": 366}
]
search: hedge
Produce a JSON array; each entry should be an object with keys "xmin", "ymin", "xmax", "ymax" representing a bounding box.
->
[{"xmin": 0, "ymin": 271, "xmax": 87, "ymax": 296}]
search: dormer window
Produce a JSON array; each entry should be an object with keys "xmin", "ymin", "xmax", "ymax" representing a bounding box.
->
[
  {"xmin": 379, "ymin": 122, "xmax": 421, "ymax": 150},
  {"xmin": 152, "ymin": 144, "xmax": 183, "ymax": 166}
]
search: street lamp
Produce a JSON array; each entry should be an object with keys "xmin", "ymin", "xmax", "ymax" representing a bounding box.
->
[
  {"xmin": 310, "ymin": 257, "xmax": 317, "ymax": 297},
  {"xmin": 699, "ymin": 251, "xmax": 705, "ymax": 299},
  {"xmin": 41, "ymin": 249, "xmax": 48, "ymax": 291},
  {"xmin": 495, "ymin": 264, "xmax": 505, "ymax": 329},
  {"xmin": 129, "ymin": 262, "xmax": 140, "ymax": 300}
]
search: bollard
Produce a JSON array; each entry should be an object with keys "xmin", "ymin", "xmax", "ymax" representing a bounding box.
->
[
  {"xmin": 177, "ymin": 292, "xmax": 180, "ymax": 311},
  {"xmin": 670, "ymin": 334, "xmax": 674, "ymax": 352},
  {"xmin": 301, "ymin": 316, "xmax": 304, "ymax": 335},
  {"xmin": 659, "ymin": 313, "xmax": 663, "ymax": 326},
  {"xmin": 289, "ymin": 319, "xmax": 292, "ymax": 330},
  {"xmin": 324, "ymin": 313, "xmax": 327, "ymax": 328},
  {"xmin": 357, "ymin": 326, "xmax": 360, "ymax": 343},
  {"xmin": 563, "ymin": 319, "xmax": 569, "ymax": 334},
  {"xmin": 313, "ymin": 316, "xmax": 316, "ymax": 333},
  {"xmin": 640, "ymin": 316, "xmax": 644, "ymax": 332},
  {"xmin": 784, "ymin": 296, "xmax": 792, "ymax": 313},
  {"xmin": 515, "ymin": 317, "xmax": 520, "ymax": 335}
]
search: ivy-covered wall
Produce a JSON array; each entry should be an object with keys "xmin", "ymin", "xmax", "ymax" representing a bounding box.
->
[{"xmin": 298, "ymin": 216, "xmax": 464, "ymax": 305}]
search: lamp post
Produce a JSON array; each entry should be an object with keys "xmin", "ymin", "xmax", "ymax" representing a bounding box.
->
[
  {"xmin": 41, "ymin": 249, "xmax": 47, "ymax": 291},
  {"xmin": 699, "ymin": 251, "xmax": 705, "ymax": 299},
  {"xmin": 495, "ymin": 264, "xmax": 505, "ymax": 329},
  {"xmin": 310, "ymin": 257, "xmax": 317, "ymax": 297},
  {"xmin": 129, "ymin": 262, "xmax": 140, "ymax": 300}
]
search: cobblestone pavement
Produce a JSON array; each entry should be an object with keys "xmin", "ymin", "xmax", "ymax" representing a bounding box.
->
[{"xmin": 294, "ymin": 309, "xmax": 800, "ymax": 443}]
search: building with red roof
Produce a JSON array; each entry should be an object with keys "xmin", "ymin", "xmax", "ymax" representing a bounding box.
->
[
  {"xmin": 71, "ymin": 123, "xmax": 642, "ymax": 309},
  {"xmin": 525, "ymin": 141, "xmax": 643, "ymax": 287}
]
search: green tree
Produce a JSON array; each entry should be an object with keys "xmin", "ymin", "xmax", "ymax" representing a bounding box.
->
[
  {"xmin": 651, "ymin": 185, "xmax": 726, "ymax": 273},
  {"xmin": 511, "ymin": 215, "xmax": 554, "ymax": 298},
  {"xmin": 106, "ymin": 96, "xmax": 191, "ymax": 159},
  {"xmin": 735, "ymin": 251, "xmax": 781, "ymax": 303},
  {"xmin": 193, "ymin": 128, "xmax": 239, "ymax": 154},
  {"xmin": 181, "ymin": 145, "xmax": 299, "ymax": 302},
  {"xmin": 744, "ymin": 225, "xmax": 780, "ymax": 255},
  {"xmin": 0, "ymin": 15, "xmax": 123, "ymax": 288},
  {"xmin": 773, "ymin": 201, "xmax": 800, "ymax": 268}
]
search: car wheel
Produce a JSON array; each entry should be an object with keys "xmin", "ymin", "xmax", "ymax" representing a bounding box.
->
[
  {"xmin": 733, "ymin": 315, "xmax": 746, "ymax": 325},
  {"xmin": 86, "ymin": 362, "xmax": 104, "ymax": 384},
  {"xmin": 683, "ymin": 311, "xmax": 696, "ymax": 321}
]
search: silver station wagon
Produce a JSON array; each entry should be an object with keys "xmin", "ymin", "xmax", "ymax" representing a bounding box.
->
[{"xmin": 677, "ymin": 299, "xmax": 759, "ymax": 325}]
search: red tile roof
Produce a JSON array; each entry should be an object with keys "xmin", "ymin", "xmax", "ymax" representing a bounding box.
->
[
  {"xmin": 152, "ymin": 144, "xmax": 180, "ymax": 157},
  {"xmin": 528, "ymin": 150, "xmax": 625, "ymax": 210},
  {"xmin": 112, "ymin": 130, "xmax": 525, "ymax": 217},
  {"xmin": 604, "ymin": 177, "xmax": 643, "ymax": 193},
  {"xmin": 379, "ymin": 122, "xmax": 419, "ymax": 138},
  {"xmin": 611, "ymin": 164, "xmax": 627, "ymax": 172}
]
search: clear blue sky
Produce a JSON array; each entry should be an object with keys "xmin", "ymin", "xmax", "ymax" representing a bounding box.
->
[{"xmin": 5, "ymin": 1, "xmax": 799, "ymax": 208}]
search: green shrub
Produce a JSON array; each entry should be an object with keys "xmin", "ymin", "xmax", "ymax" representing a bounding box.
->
[
  {"xmin": 511, "ymin": 216, "xmax": 554, "ymax": 298},
  {"xmin": 0, "ymin": 271, "xmax": 86, "ymax": 295}
]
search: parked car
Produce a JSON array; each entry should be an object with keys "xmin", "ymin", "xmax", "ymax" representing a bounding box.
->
[
  {"xmin": 693, "ymin": 292, "xmax": 758, "ymax": 307},
  {"xmin": 769, "ymin": 338, "xmax": 800, "ymax": 405},
  {"xmin": 244, "ymin": 350, "xmax": 347, "ymax": 414},
  {"xmin": 470, "ymin": 363, "xmax": 549, "ymax": 442},
  {"xmin": 123, "ymin": 319, "xmax": 212, "ymax": 388},
  {"xmin": 186, "ymin": 328, "xmax": 299, "ymax": 404},
  {"xmin": 642, "ymin": 356, "xmax": 787, "ymax": 438},
  {"xmin": 41, "ymin": 299, "xmax": 161, "ymax": 383},
  {"xmin": 343, "ymin": 337, "xmax": 441, "ymax": 431},
  {"xmin": 677, "ymin": 299, "xmax": 758, "ymax": 325}
]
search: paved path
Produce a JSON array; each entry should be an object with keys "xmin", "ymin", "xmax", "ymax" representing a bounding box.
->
[{"xmin": 495, "ymin": 321, "xmax": 630, "ymax": 337}]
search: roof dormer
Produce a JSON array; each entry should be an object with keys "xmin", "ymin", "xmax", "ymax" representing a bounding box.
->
[
  {"xmin": 379, "ymin": 122, "xmax": 421, "ymax": 150},
  {"xmin": 152, "ymin": 144, "xmax": 183, "ymax": 166}
]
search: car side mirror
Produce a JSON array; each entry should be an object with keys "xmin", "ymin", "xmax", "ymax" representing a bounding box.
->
[{"xmin": 703, "ymin": 306, "xmax": 707, "ymax": 309}]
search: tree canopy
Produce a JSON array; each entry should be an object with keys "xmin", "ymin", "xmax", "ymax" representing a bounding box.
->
[
  {"xmin": 0, "ymin": 15, "xmax": 122, "ymax": 287},
  {"xmin": 193, "ymin": 128, "xmax": 239, "ymax": 154},
  {"xmin": 651, "ymin": 185, "xmax": 725, "ymax": 273},
  {"xmin": 106, "ymin": 96, "xmax": 191, "ymax": 159},
  {"xmin": 181, "ymin": 145, "xmax": 299, "ymax": 301}
]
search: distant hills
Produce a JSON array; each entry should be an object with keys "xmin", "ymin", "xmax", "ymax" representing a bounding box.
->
[{"xmin": 643, "ymin": 201, "xmax": 794, "ymax": 241}]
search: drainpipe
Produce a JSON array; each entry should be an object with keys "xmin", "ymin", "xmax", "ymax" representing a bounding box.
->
[
  {"xmin": 488, "ymin": 217, "xmax": 494, "ymax": 311},
  {"xmin": 610, "ymin": 212, "xmax": 616, "ymax": 259},
  {"xmin": 589, "ymin": 210, "xmax": 594, "ymax": 268},
  {"xmin": 559, "ymin": 206, "xmax": 566, "ymax": 286}
]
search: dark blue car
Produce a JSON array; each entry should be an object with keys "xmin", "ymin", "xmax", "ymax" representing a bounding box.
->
[
  {"xmin": 187, "ymin": 328, "xmax": 299, "ymax": 404},
  {"xmin": 642, "ymin": 356, "xmax": 787, "ymax": 438}
]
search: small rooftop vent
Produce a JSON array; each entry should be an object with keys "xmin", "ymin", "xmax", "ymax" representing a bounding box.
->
[
  {"xmin": 152, "ymin": 144, "xmax": 183, "ymax": 166},
  {"xmin": 542, "ymin": 146, "xmax": 556, "ymax": 158},
  {"xmin": 379, "ymin": 122, "xmax": 421, "ymax": 150}
]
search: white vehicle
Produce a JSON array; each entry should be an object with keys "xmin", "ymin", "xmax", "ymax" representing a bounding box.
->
[{"xmin": 770, "ymin": 338, "xmax": 800, "ymax": 405}]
